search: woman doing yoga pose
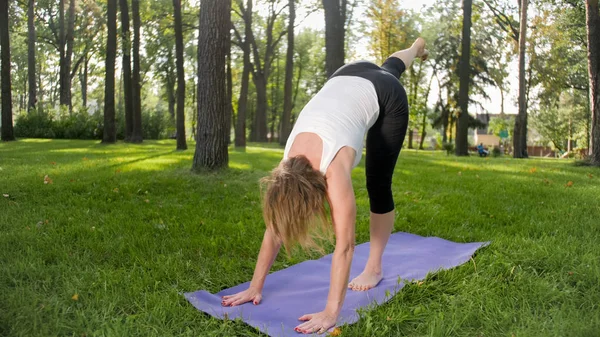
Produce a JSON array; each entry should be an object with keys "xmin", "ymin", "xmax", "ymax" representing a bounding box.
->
[{"xmin": 222, "ymin": 38, "xmax": 429, "ymax": 335}]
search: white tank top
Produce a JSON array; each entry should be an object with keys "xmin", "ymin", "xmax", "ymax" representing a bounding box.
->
[{"xmin": 283, "ymin": 76, "xmax": 380, "ymax": 174}]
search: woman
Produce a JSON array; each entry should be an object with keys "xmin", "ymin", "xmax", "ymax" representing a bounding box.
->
[{"xmin": 222, "ymin": 38, "xmax": 429, "ymax": 334}]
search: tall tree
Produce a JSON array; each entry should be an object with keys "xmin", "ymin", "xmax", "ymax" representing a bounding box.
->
[
  {"xmin": 233, "ymin": 0, "xmax": 252, "ymax": 148},
  {"xmin": 513, "ymin": 0, "xmax": 529, "ymax": 158},
  {"xmin": 455, "ymin": 0, "xmax": 472, "ymax": 156},
  {"xmin": 103, "ymin": 0, "xmax": 118, "ymax": 143},
  {"xmin": 323, "ymin": 0, "xmax": 346, "ymax": 78},
  {"xmin": 586, "ymin": 0, "xmax": 600, "ymax": 165},
  {"xmin": 0, "ymin": 0, "xmax": 15, "ymax": 141},
  {"xmin": 130, "ymin": 0, "xmax": 143, "ymax": 143},
  {"xmin": 58, "ymin": 0, "xmax": 75, "ymax": 111},
  {"xmin": 120, "ymin": 0, "xmax": 134, "ymax": 141},
  {"xmin": 27, "ymin": 0, "xmax": 37, "ymax": 112},
  {"xmin": 241, "ymin": 1, "xmax": 286, "ymax": 142},
  {"xmin": 192, "ymin": 0, "xmax": 231, "ymax": 171},
  {"xmin": 280, "ymin": 0, "xmax": 295, "ymax": 146},
  {"xmin": 173, "ymin": 0, "xmax": 187, "ymax": 150}
]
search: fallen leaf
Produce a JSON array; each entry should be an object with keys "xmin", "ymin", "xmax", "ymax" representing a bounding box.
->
[
  {"xmin": 329, "ymin": 328, "xmax": 342, "ymax": 336},
  {"xmin": 2, "ymin": 194, "xmax": 8, "ymax": 198},
  {"xmin": 50, "ymin": 161, "xmax": 56, "ymax": 165},
  {"xmin": 386, "ymin": 316, "xmax": 392, "ymax": 321},
  {"xmin": 568, "ymin": 271, "xmax": 574, "ymax": 276},
  {"xmin": 113, "ymin": 188, "xmax": 119, "ymax": 193},
  {"xmin": 476, "ymin": 174, "xmax": 480, "ymax": 179},
  {"xmin": 91, "ymin": 226, "xmax": 95, "ymax": 231},
  {"xmin": 543, "ymin": 179, "xmax": 551, "ymax": 185},
  {"xmin": 530, "ymin": 167, "xmax": 537, "ymax": 173},
  {"xmin": 44, "ymin": 175, "xmax": 53, "ymax": 184},
  {"xmin": 588, "ymin": 173, "xmax": 594, "ymax": 179},
  {"xmin": 417, "ymin": 281, "xmax": 424, "ymax": 286},
  {"xmin": 144, "ymin": 199, "xmax": 150, "ymax": 203},
  {"xmin": 72, "ymin": 294, "xmax": 79, "ymax": 301},
  {"xmin": 26, "ymin": 226, "xmax": 30, "ymax": 230},
  {"xmin": 82, "ymin": 157, "xmax": 89, "ymax": 161},
  {"xmin": 458, "ymin": 171, "xmax": 462, "ymax": 176},
  {"xmin": 566, "ymin": 181, "xmax": 574, "ymax": 187},
  {"xmin": 115, "ymin": 169, "xmax": 121, "ymax": 174}
]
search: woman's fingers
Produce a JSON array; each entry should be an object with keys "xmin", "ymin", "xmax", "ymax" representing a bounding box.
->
[
  {"xmin": 298, "ymin": 313, "xmax": 313, "ymax": 321},
  {"xmin": 252, "ymin": 294, "xmax": 262, "ymax": 305}
]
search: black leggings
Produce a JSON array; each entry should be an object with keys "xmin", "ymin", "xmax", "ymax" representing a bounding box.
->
[{"xmin": 331, "ymin": 58, "xmax": 410, "ymax": 214}]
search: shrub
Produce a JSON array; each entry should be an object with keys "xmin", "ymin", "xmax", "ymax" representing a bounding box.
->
[
  {"xmin": 492, "ymin": 146, "xmax": 502, "ymax": 157},
  {"xmin": 443, "ymin": 142, "xmax": 454, "ymax": 155}
]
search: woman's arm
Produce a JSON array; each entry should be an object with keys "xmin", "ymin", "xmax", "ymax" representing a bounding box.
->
[
  {"xmin": 295, "ymin": 169, "xmax": 356, "ymax": 333},
  {"xmin": 324, "ymin": 170, "xmax": 356, "ymax": 314},
  {"xmin": 222, "ymin": 227, "xmax": 281, "ymax": 306},
  {"xmin": 250, "ymin": 228, "xmax": 282, "ymax": 290}
]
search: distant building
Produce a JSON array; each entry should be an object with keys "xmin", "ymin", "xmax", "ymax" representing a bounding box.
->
[{"xmin": 473, "ymin": 113, "xmax": 503, "ymax": 147}]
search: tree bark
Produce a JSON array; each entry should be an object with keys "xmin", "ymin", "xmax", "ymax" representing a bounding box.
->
[
  {"xmin": 120, "ymin": 0, "xmax": 134, "ymax": 141},
  {"xmin": 192, "ymin": 0, "xmax": 231, "ymax": 171},
  {"xmin": 455, "ymin": 0, "xmax": 472, "ymax": 156},
  {"xmin": 235, "ymin": 0, "xmax": 253, "ymax": 148},
  {"xmin": 58, "ymin": 0, "xmax": 74, "ymax": 111},
  {"xmin": 27, "ymin": 0, "xmax": 37, "ymax": 112},
  {"xmin": 226, "ymin": 46, "xmax": 233, "ymax": 145},
  {"xmin": 513, "ymin": 0, "xmax": 529, "ymax": 158},
  {"xmin": 252, "ymin": 75, "xmax": 268, "ymax": 141},
  {"xmin": 1, "ymin": 0, "xmax": 15, "ymax": 141},
  {"xmin": 586, "ymin": 0, "xmax": 600, "ymax": 165},
  {"xmin": 322, "ymin": 0, "xmax": 346, "ymax": 78},
  {"xmin": 173, "ymin": 0, "xmax": 187, "ymax": 150},
  {"xmin": 103, "ymin": 0, "xmax": 117, "ymax": 143},
  {"xmin": 131, "ymin": 0, "xmax": 143, "ymax": 143},
  {"xmin": 80, "ymin": 54, "xmax": 88, "ymax": 108},
  {"xmin": 279, "ymin": 0, "xmax": 295, "ymax": 146}
]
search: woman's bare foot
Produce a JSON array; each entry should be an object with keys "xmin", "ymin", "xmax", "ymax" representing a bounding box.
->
[
  {"xmin": 348, "ymin": 270, "xmax": 383, "ymax": 291},
  {"xmin": 412, "ymin": 37, "xmax": 429, "ymax": 61}
]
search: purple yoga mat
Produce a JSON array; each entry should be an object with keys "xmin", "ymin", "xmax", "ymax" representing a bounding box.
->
[{"xmin": 185, "ymin": 232, "xmax": 488, "ymax": 336}]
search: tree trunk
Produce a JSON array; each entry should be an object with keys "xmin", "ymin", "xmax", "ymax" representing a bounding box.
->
[
  {"xmin": 226, "ymin": 47, "xmax": 233, "ymax": 145},
  {"xmin": 586, "ymin": 0, "xmax": 600, "ymax": 165},
  {"xmin": 455, "ymin": 0, "xmax": 472, "ymax": 156},
  {"xmin": 131, "ymin": 0, "xmax": 143, "ymax": 143},
  {"xmin": 253, "ymin": 75, "xmax": 269, "ymax": 142},
  {"xmin": 513, "ymin": 0, "xmax": 528, "ymax": 158},
  {"xmin": 280, "ymin": 0, "xmax": 295, "ymax": 146},
  {"xmin": 192, "ymin": 0, "xmax": 231, "ymax": 171},
  {"xmin": 120, "ymin": 0, "xmax": 134, "ymax": 141},
  {"xmin": 173, "ymin": 0, "xmax": 187, "ymax": 150},
  {"xmin": 27, "ymin": 0, "xmax": 36, "ymax": 112},
  {"xmin": 1, "ymin": 0, "xmax": 15, "ymax": 141},
  {"xmin": 80, "ymin": 54, "xmax": 88, "ymax": 108},
  {"xmin": 322, "ymin": 0, "xmax": 346, "ymax": 78},
  {"xmin": 167, "ymin": 65, "xmax": 176, "ymax": 120},
  {"xmin": 59, "ymin": 0, "xmax": 74, "ymax": 111},
  {"xmin": 419, "ymin": 68, "xmax": 437, "ymax": 150},
  {"xmin": 234, "ymin": 0, "xmax": 253, "ymax": 148},
  {"xmin": 65, "ymin": 0, "xmax": 74, "ymax": 112},
  {"xmin": 102, "ymin": 0, "xmax": 117, "ymax": 143}
]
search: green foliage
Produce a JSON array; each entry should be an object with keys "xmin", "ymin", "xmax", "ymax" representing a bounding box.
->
[
  {"xmin": 14, "ymin": 108, "xmax": 173, "ymax": 141},
  {"xmin": 1, "ymin": 140, "xmax": 599, "ymax": 336},
  {"xmin": 492, "ymin": 146, "xmax": 502, "ymax": 157},
  {"xmin": 442, "ymin": 142, "xmax": 454, "ymax": 155}
]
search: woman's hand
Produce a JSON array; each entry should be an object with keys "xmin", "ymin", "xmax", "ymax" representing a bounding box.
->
[
  {"xmin": 221, "ymin": 287, "xmax": 262, "ymax": 307},
  {"xmin": 294, "ymin": 310, "xmax": 338, "ymax": 334}
]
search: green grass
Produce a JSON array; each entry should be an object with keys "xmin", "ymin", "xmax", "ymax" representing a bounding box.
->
[{"xmin": 1, "ymin": 139, "xmax": 599, "ymax": 337}]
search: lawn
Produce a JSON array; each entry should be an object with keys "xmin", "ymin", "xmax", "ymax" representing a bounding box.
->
[{"xmin": 1, "ymin": 139, "xmax": 599, "ymax": 337}]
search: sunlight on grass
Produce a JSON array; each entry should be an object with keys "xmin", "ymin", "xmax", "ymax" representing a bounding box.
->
[{"xmin": 1, "ymin": 139, "xmax": 599, "ymax": 337}]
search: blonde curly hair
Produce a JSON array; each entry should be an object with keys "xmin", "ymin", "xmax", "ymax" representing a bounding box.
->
[{"xmin": 261, "ymin": 155, "xmax": 331, "ymax": 254}]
